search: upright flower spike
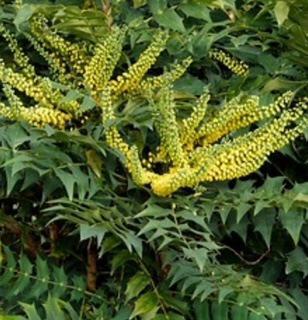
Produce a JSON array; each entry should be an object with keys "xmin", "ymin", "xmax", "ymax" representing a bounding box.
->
[
  {"xmin": 0, "ymin": 24, "xmax": 35, "ymax": 77},
  {"xmin": 109, "ymin": 31, "xmax": 169, "ymax": 95},
  {"xmin": 0, "ymin": 103, "xmax": 17, "ymax": 121},
  {"xmin": 0, "ymin": 61, "xmax": 52, "ymax": 109},
  {"xmin": 152, "ymin": 87, "xmax": 187, "ymax": 168},
  {"xmin": 136, "ymin": 57, "xmax": 193, "ymax": 93},
  {"xmin": 150, "ymin": 99, "xmax": 308, "ymax": 196},
  {"xmin": 0, "ymin": 103, "xmax": 71, "ymax": 129},
  {"xmin": 30, "ymin": 14, "xmax": 89, "ymax": 76},
  {"xmin": 25, "ymin": 33, "xmax": 70, "ymax": 85},
  {"xmin": 180, "ymin": 89, "xmax": 210, "ymax": 147},
  {"xmin": 84, "ymin": 28, "xmax": 125, "ymax": 96},
  {"xmin": 209, "ymin": 49, "xmax": 249, "ymax": 76},
  {"xmin": 3, "ymin": 85, "xmax": 24, "ymax": 111}
]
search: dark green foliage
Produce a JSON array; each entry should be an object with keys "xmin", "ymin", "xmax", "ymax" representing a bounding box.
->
[{"xmin": 0, "ymin": 0, "xmax": 308, "ymax": 319}]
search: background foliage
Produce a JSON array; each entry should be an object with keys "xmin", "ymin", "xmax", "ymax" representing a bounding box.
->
[{"xmin": 0, "ymin": 0, "xmax": 308, "ymax": 319}]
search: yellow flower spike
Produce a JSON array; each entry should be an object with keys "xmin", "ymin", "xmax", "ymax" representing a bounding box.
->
[
  {"xmin": 109, "ymin": 30, "xmax": 169, "ymax": 95},
  {"xmin": 197, "ymin": 95, "xmax": 260, "ymax": 144},
  {"xmin": 84, "ymin": 28, "xmax": 125, "ymax": 95},
  {"xmin": 151, "ymin": 167, "xmax": 197, "ymax": 197},
  {"xmin": 209, "ymin": 49, "xmax": 249, "ymax": 76},
  {"xmin": 150, "ymin": 102, "xmax": 308, "ymax": 197},
  {"xmin": 0, "ymin": 103, "xmax": 17, "ymax": 121},
  {"xmin": 0, "ymin": 60, "xmax": 80, "ymax": 115},
  {"xmin": 3, "ymin": 85, "xmax": 24, "ymax": 111},
  {"xmin": 19, "ymin": 106, "xmax": 72, "ymax": 129},
  {"xmin": 0, "ymin": 12, "xmax": 307, "ymax": 197},
  {"xmin": 101, "ymin": 87, "xmax": 154, "ymax": 184},
  {"xmin": 0, "ymin": 24, "xmax": 35, "ymax": 77},
  {"xmin": 152, "ymin": 87, "xmax": 187, "ymax": 168},
  {"xmin": 30, "ymin": 14, "xmax": 89, "ymax": 76},
  {"xmin": 136, "ymin": 57, "xmax": 193, "ymax": 93},
  {"xmin": 0, "ymin": 61, "xmax": 51, "ymax": 108},
  {"xmin": 181, "ymin": 89, "xmax": 210, "ymax": 146},
  {"xmin": 126, "ymin": 146, "xmax": 156, "ymax": 185},
  {"xmin": 25, "ymin": 33, "xmax": 70, "ymax": 84},
  {"xmin": 0, "ymin": 98, "xmax": 71, "ymax": 129},
  {"xmin": 197, "ymin": 91, "xmax": 294, "ymax": 146}
]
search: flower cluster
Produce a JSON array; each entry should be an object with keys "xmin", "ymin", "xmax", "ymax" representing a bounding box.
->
[
  {"xmin": 101, "ymin": 86, "xmax": 307, "ymax": 197},
  {"xmin": 108, "ymin": 31, "xmax": 169, "ymax": 95},
  {"xmin": 30, "ymin": 14, "xmax": 89, "ymax": 77},
  {"xmin": 0, "ymin": 15, "xmax": 189, "ymax": 130},
  {"xmin": 0, "ymin": 85, "xmax": 71, "ymax": 128},
  {"xmin": 0, "ymin": 14, "xmax": 191, "ymax": 128},
  {"xmin": 0, "ymin": 13, "xmax": 307, "ymax": 197},
  {"xmin": 209, "ymin": 49, "xmax": 249, "ymax": 76},
  {"xmin": 84, "ymin": 28, "xmax": 125, "ymax": 96},
  {"xmin": 136, "ymin": 57, "xmax": 193, "ymax": 94},
  {"xmin": 0, "ymin": 23, "xmax": 35, "ymax": 76}
]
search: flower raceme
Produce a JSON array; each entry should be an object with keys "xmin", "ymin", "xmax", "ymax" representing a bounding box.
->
[
  {"xmin": 0, "ymin": 14, "xmax": 307, "ymax": 196},
  {"xmin": 0, "ymin": 15, "xmax": 188, "ymax": 126},
  {"xmin": 103, "ymin": 88, "xmax": 308, "ymax": 197}
]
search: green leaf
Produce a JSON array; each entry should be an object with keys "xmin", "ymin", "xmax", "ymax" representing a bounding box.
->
[
  {"xmin": 253, "ymin": 209, "xmax": 276, "ymax": 247},
  {"xmin": 130, "ymin": 291, "xmax": 159, "ymax": 319},
  {"xmin": 13, "ymin": 4, "xmax": 36, "ymax": 31},
  {"xmin": 80, "ymin": 223, "xmax": 106, "ymax": 244},
  {"xmin": 54, "ymin": 169, "xmax": 75, "ymax": 201},
  {"xmin": 174, "ymin": 74, "xmax": 205, "ymax": 95},
  {"xmin": 111, "ymin": 250, "xmax": 135, "ymax": 274},
  {"xmin": 58, "ymin": 300, "xmax": 79, "ymax": 320},
  {"xmin": 80, "ymin": 95, "xmax": 96, "ymax": 112},
  {"xmin": 148, "ymin": 0, "xmax": 167, "ymax": 14},
  {"xmin": 135, "ymin": 204, "xmax": 170, "ymax": 218},
  {"xmin": 236, "ymin": 202, "xmax": 251, "ymax": 223},
  {"xmin": 218, "ymin": 287, "xmax": 233, "ymax": 303},
  {"xmin": 194, "ymin": 301, "xmax": 210, "ymax": 320},
  {"xmin": 19, "ymin": 303, "xmax": 41, "ymax": 320},
  {"xmin": 254, "ymin": 200, "xmax": 268, "ymax": 216},
  {"xmin": 0, "ymin": 316, "xmax": 25, "ymax": 320},
  {"xmin": 179, "ymin": 1, "xmax": 211, "ymax": 21},
  {"xmin": 5, "ymin": 167, "xmax": 22, "ymax": 195},
  {"xmin": 154, "ymin": 9, "xmax": 185, "ymax": 32},
  {"xmin": 125, "ymin": 272, "xmax": 150, "ymax": 301},
  {"xmin": 112, "ymin": 307, "xmax": 132, "ymax": 320},
  {"xmin": 192, "ymin": 280, "xmax": 215, "ymax": 300},
  {"xmin": 231, "ymin": 305, "xmax": 249, "ymax": 320},
  {"xmin": 183, "ymin": 248, "xmax": 209, "ymax": 272},
  {"xmin": 274, "ymin": 1, "xmax": 290, "ymax": 26},
  {"xmin": 7, "ymin": 255, "xmax": 32, "ymax": 297},
  {"xmin": 5, "ymin": 124, "xmax": 29, "ymax": 149},
  {"xmin": 211, "ymin": 302, "xmax": 228, "ymax": 320},
  {"xmin": 286, "ymin": 248, "xmax": 308, "ymax": 277},
  {"xmin": 289, "ymin": 288, "xmax": 308, "ymax": 320},
  {"xmin": 154, "ymin": 313, "xmax": 185, "ymax": 320},
  {"xmin": 43, "ymin": 296, "xmax": 66, "ymax": 320},
  {"xmin": 280, "ymin": 210, "xmax": 304, "ymax": 245}
]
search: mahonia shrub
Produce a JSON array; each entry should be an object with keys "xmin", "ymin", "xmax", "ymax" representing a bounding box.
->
[
  {"xmin": 1, "ymin": 1, "xmax": 308, "ymax": 319},
  {"xmin": 0, "ymin": 12, "xmax": 307, "ymax": 197}
]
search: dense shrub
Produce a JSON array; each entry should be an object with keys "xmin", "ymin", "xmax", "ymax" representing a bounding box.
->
[{"xmin": 0, "ymin": 1, "xmax": 308, "ymax": 319}]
